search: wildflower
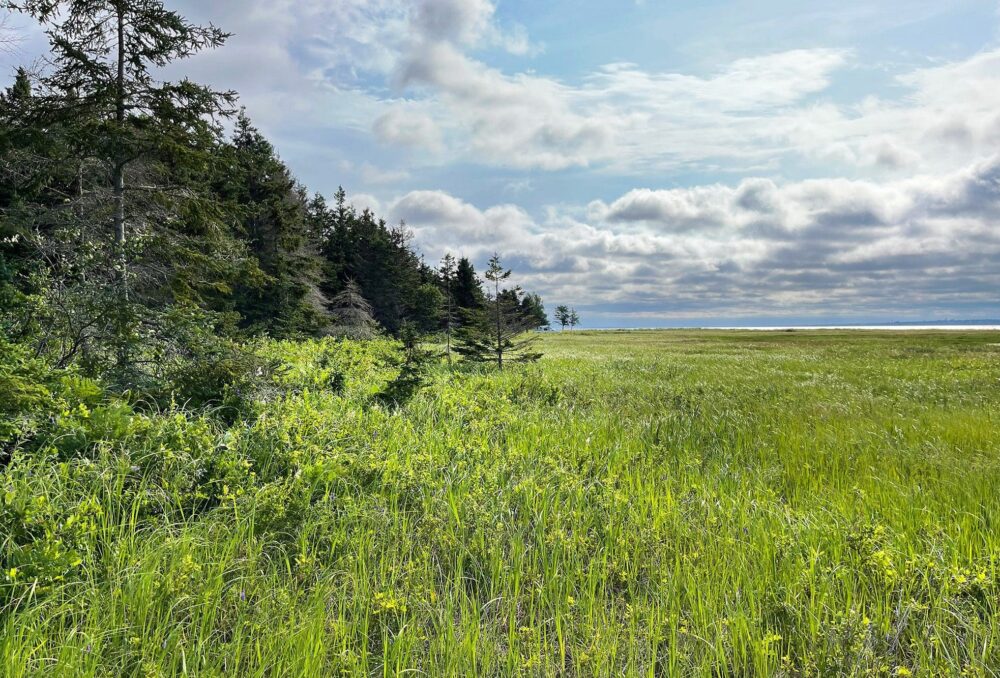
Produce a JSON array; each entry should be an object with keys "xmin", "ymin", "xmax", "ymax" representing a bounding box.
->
[
  {"xmin": 6, "ymin": 567, "xmax": 18, "ymax": 580},
  {"xmin": 895, "ymin": 668, "xmax": 913, "ymax": 677}
]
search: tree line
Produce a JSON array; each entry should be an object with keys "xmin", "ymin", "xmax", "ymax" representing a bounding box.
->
[{"xmin": 0, "ymin": 0, "xmax": 560, "ymax": 407}]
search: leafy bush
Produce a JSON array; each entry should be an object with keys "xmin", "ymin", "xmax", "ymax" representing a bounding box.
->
[{"xmin": 0, "ymin": 340, "xmax": 66, "ymax": 451}]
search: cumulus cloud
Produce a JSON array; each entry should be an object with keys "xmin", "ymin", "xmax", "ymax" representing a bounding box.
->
[
  {"xmin": 412, "ymin": 0, "xmax": 494, "ymax": 45},
  {"xmin": 386, "ymin": 42, "xmax": 851, "ymax": 171},
  {"xmin": 349, "ymin": 192, "xmax": 383, "ymax": 215},
  {"xmin": 373, "ymin": 108, "xmax": 442, "ymax": 150},
  {"xmin": 389, "ymin": 157, "xmax": 1000, "ymax": 320},
  {"xmin": 129, "ymin": 0, "xmax": 1000, "ymax": 180}
]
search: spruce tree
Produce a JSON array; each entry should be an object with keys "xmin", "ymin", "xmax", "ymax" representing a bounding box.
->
[
  {"xmin": 3, "ymin": 0, "xmax": 234, "ymax": 253},
  {"xmin": 455, "ymin": 254, "xmax": 541, "ymax": 369},
  {"xmin": 1, "ymin": 0, "xmax": 244, "ymax": 386},
  {"xmin": 453, "ymin": 257, "xmax": 485, "ymax": 310},
  {"xmin": 329, "ymin": 279, "xmax": 378, "ymax": 339},
  {"xmin": 217, "ymin": 112, "xmax": 328, "ymax": 336},
  {"xmin": 520, "ymin": 293, "xmax": 548, "ymax": 330},
  {"xmin": 554, "ymin": 305, "xmax": 570, "ymax": 331},
  {"xmin": 438, "ymin": 253, "xmax": 458, "ymax": 365}
]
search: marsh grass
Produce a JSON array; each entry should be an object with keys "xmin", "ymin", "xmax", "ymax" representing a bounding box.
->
[{"xmin": 2, "ymin": 330, "xmax": 999, "ymax": 675}]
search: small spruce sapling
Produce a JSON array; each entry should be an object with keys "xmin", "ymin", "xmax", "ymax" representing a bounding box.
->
[{"xmin": 454, "ymin": 253, "xmax": 542, "ymax": 370}]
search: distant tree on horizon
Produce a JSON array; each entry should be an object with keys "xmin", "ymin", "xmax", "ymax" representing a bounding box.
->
[
  {"xmin": 521, "ymin": 292, "xmax": 548, "ymax": 330},
  {"xmin": 569, "ymin": 309, "xmax": 580, "ymax": 330},
  {"xmin": 554, "ymin": 305, "xmax": 571, "ymax": 331}
]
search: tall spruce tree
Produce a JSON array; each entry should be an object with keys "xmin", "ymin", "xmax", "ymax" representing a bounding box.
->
[
  {"xmin": 3, "ymin": 0, "xmax": 234, "ymax": 252},
  {"xmin": 1, "ymin": 0, "xmax": 245, "ymax": 386}
]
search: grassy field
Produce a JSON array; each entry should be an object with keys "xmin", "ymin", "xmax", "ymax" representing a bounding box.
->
[{"xmin": 3, "ymin": 330, "xmax": 1000, "ymax": 676}]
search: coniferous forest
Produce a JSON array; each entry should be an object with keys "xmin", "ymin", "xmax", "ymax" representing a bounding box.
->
[
  {"xmin": 0, "ymin": 0, "xmax": 547, "ymax": 408},
  {"xmin": 3, "ymin": 3, "xmax": 1000, "ymax": 677}
]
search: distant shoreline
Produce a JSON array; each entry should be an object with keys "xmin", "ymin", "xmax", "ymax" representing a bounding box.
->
[
  {"xmin": 563, "ymin": 324, "xmax": 1000, "ymax": 332},
  {"xmin": 708, "ymin": 325, "xmax": 1000, "ymax": 331}
]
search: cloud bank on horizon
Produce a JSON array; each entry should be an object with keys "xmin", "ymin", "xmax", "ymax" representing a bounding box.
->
[{"xmin": 4, "ymin": 0, "xmax": 1000, "ymax": 325}]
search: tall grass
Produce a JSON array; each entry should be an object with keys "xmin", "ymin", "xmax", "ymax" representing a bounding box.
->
[{"xmin": 2, "ymin": 330, "xmax": 999, "ymax": 675}]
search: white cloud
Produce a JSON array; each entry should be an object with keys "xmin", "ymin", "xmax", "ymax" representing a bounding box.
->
[
  {"xmin": 138, "ymin": 1, "xmax": 1000, "ymax": 180},
  {"xmin": 373, "ymin": 108, "xmax": 442, "ymax": 150},
  {"xmin": 349, "ymin": 192, "xmax": 383, "ymax": 214},
  {"xmin": 389, "ymin": 156, "xmax": 1000, "ymax": 318},
  {"xmin": 412, "ymin": 0, "xmax": 494, "ymax": 45}
]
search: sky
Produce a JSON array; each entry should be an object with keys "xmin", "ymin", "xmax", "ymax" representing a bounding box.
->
[{"xmin": 3, "ymin": 0, "xmax": 1000, "ymax": 327}]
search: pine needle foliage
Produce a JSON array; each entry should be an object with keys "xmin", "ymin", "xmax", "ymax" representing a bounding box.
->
[
  {"xmin": 329, "ymin": 279, "xmax": 379, "ymax": 339},
  {"xmin": 454, "ymin": 253, "xmax": 541, "ymax": 369}
]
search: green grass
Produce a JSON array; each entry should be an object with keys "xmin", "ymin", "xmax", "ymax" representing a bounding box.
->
[{"xmin": 3, "ymin": 330, "xmax": 1000, "ymax": 676}]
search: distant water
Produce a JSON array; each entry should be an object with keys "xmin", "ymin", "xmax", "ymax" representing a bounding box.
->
[
  {"xmin": 581, "ymin": 323, "xmax": 1000, "ymax": 331},
  {"xmin": 707, "ymin": 325, "xmax": 1000, "ymax": 331}
]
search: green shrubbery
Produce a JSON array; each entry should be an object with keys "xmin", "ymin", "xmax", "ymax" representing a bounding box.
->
[
  {"xmin": 1, "ymin": 340, "xmax": 63, "ymax": 448},
  {"xmin": 0, "ymin": 336, "xmax": 409, "ymax": 607}
]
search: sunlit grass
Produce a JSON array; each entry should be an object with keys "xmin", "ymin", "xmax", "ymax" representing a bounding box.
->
[{"xmin": 2, "ymin": 330, "xmax": 999, "ymax": 675}]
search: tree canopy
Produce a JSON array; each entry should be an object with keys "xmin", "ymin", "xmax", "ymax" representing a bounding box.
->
[{"xmin": 0, "ymin": 0, "xmax": 550, "ymax": 396}]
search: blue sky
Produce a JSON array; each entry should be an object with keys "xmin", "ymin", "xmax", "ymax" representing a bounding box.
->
[{"xmin": 4, "ymin": 0, "xmax": 1000, "ymax": 327}]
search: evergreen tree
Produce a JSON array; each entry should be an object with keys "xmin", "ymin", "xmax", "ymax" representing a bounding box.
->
[
  {"xmin": 453, "ymin": 256, "xmax": 484, "ymax": 310},
  {"xmin": 317, "ymin": 186, "xmax": 355, "ymax": 292},
  {"xmin": 438, "ymin": 253, "xmax": 458, "ymax": 366},
  {"xmin": 318, "ymin": 188, "xmax": 439, "ymax": 335},
  {"xmin": 1, "ymin": 0, "xmax": 243, "ymax": 386},
  {"xmin": 7, "ymin": 66, "xmax": 29, "ymax": 100},
  {"xmin": 554, "ymin": 305, "xmax": 571, "ymax": 331},
  {"xmin": 409, "ymin": 281, "xmax": 444, "ymax": 335},
  {"xmin": 455, "ymin": 254, "xmax": 541, "ymax": 369},
  {"xmin": 329, "ymin": 279, "xmax": 378, "ymax": 339},
  {"xmin": 520, "ymin": 293, "xmax": 548, "ymax": 330},
  {"xmin": 375, "ymin": 321, "xmax": 431, "ymax": 407},
  {"xmin": 3, "ymin": 0, "xmax": 234, "ymax": 253},
  {"xmin": 216, "ymin": 112, "xmax": 328, "ymax": 336},
  {"xmin": 570, "ymin": 309, "xmax": 581, "ymax": 330}
]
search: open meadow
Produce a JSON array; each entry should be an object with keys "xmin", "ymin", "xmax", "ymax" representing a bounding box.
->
[{"xmin": 3, "ymin": 330, "xmax": 1000, "ymax": 676}]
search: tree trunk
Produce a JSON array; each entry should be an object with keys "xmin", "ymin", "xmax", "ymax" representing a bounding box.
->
[
  {"xmin": 494, "ymin": 278, "xmax": 503, "ymax": 370},
  {"xmin": 77, "ymin": 161, "xmax": 86, "ymax": 281},
  {"xmin": 445, "ymin": 279, "xmax": 453, "ymax": 367},
  {"xmin": 113, "ymin": 6, "xmax": 126, "ymax": 248},
  {"xmin": 113, "ymin": 164, "xmax": 124, "ymax": 246}
]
